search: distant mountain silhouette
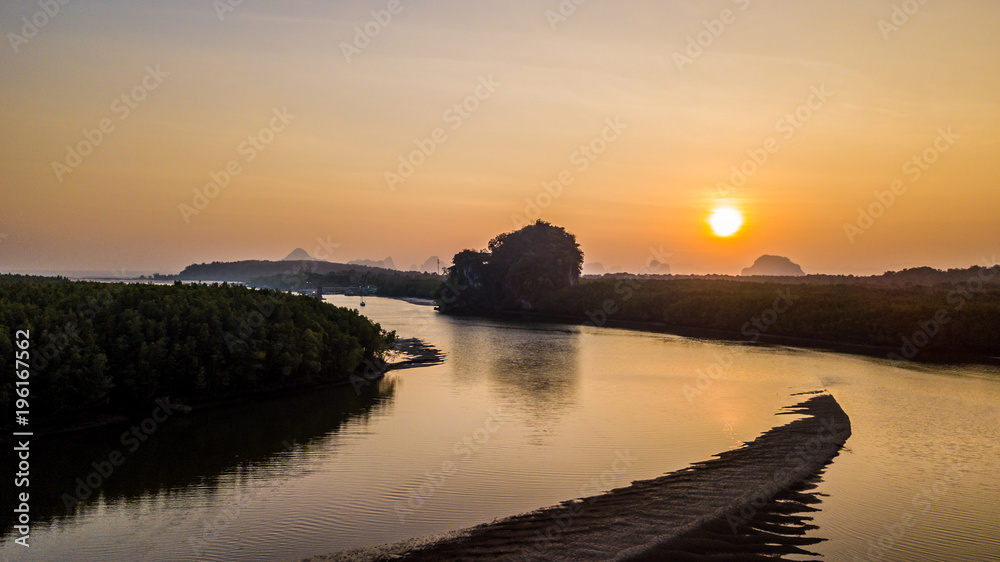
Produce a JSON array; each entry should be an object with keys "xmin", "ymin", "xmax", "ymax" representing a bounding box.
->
[
  {"xmin": 742, "ymin": 255, "xmax": 805, "ymax": 277},
  {"xmin": 178, "ymin": 260, "xmax": 396, "ymax": 282},
  {"xmin": 647, "ymin": 260, "xmax": 670, "ymax": 275},
  {"xmin": 583, "ymin": 262, "xmax": 607, "ymax": 275},
  {"xmin": 282, "ymin": 248, "xmax": 320, "ymax": 262},
  {"xmin": 419, "ymin": 256, "xmax": 443, "ymax": 273},
  {"xmin": 349, "ymin": 257, "xmax": 396, "ymax": 270}
]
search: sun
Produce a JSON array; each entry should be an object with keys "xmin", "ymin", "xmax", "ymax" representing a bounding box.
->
[{"xmin": 708, "ymin": 207, "xmax": 745, "ymax": 237}]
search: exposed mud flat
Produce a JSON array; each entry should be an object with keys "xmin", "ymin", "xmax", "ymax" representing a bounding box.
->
[
  {"xmin": 387, "ymin": 337, "xmax": 444, "ymax": 370},
  {"xmin": 389, "ymin": 297, "xmax": 437, "ymax": 307},
  {"xmin": 304, "ymin": 393, "xmax": 851, "ymax": 561}
]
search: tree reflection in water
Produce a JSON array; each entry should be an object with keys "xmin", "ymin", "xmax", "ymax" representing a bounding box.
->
[{"xmin": 0, "ymin": 377, "xmax": 396, "ymax": 537}]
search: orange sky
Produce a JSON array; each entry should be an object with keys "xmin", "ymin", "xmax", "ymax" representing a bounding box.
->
[{"xmin": 1, "ymin": 1, "xmax": 998, "ymax": 275}]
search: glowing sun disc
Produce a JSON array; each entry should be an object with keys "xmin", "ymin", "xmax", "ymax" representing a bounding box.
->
[{"xmin": 709, "ymin": 208, "xmax": 744, "ymax": 237}]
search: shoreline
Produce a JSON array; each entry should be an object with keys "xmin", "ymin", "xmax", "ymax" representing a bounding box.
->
[
  {"xmin": 0, "ymin": 337, "xmax": 442, "ymax": 442},
  {"xmin": 305, "ymin": 393, "xmax": 851, "ymax": 561},
  {"xmin": 478, "ymin": 309, "xmax": 1000, "ymax": 367},
  {"xmin": 387, "ymin": 296, "xmax": 437, "ymax": 307}
]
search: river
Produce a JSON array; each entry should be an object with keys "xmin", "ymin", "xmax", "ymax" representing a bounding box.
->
[{"xmin": 2, "ymin": 296, "xmax": 998, "ymax": 560}]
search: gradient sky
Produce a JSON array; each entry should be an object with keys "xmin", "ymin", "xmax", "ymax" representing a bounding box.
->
[{"xmin": 1, "ymin": 0, "xmax": 998, "ymax": 275}]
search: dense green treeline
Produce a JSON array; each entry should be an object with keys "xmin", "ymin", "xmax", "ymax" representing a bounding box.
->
[
  {"xmin": 252, "ymin": 270, "xmax": 443, "ymax": 298},
  {"xmin": 536, "ymin": 277, "xmax": 1000, "ymax": 358},
  {"xmin": 439, "ymin": 222, "xmax": 1000, "ymax": 360},
  {"xmin": 176, "ymin": 258, "xmax": 444, "ymax": 299},
  {"xmin": 0, "ymin": 277, "xmax": 394, "ymax": 428}
]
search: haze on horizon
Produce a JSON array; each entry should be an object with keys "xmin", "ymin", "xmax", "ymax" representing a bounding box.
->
[{"xmin": 1, "ymin": 0, "xmax": 998, "ymax": 276}]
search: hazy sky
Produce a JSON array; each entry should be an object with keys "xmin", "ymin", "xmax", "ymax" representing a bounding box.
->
[{"xmin": 2, "ymin": 0, "xmax": 998, "ymax": 275}]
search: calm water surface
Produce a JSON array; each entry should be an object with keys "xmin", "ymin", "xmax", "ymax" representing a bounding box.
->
[{"xmin": 2, "ymin": 297, "xmax": 997, "ymax": 560}]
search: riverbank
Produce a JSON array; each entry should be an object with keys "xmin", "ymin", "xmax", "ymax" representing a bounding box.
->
[
  {"xmin": 0, "ymin": 277, "xmax": 398, "ymax": 432},
  {"xmin": 0, "ymin": 336, "xmax": 441, "ymax": 443},
  {"xmin": 482, "ymin": 309, "xmax": 1000, "ymax": 367},
  {"xmin": 389, "ymin": 296, "xmax": 437, "ymax": 307},
  {"xmin": 435, "ymin": 274, "xmax": 1000, "ymax": 364},
  {"xmin": 305, "ymin": 392, "xmax": 851, "ymax": 561}
]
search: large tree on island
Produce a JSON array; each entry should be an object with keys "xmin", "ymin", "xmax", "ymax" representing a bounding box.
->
[{"xmin": 438, "ymin": 221, "xmax": 583, "ymax": 313}]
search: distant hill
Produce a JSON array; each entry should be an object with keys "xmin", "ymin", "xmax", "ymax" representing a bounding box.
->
[
  {"xmin": 742, "ymin": 255, "xmax": 805, "ymax": 277},
  {"xmin": 349, "ymin": 257, "xmax": 396, "ymax": 270},
  {"xmin": 177, "ymin": 259, "xmax": 398, "ymax": 282},
  {"xmin": 282, "ymin": 248, "xmax": 320, "ymax": 262},
  {"xmin": 647, "ymin": 260, "xmax": 670, "ymax": 275},
  {"xmin": 419, "ymin": 256, "xmax": 443, "ymax": 273}
]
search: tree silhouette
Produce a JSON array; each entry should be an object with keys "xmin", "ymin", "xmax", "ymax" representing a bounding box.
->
[{"xmin": 440, "ymin": 221, "xmax": 583, "ymax": 312}]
